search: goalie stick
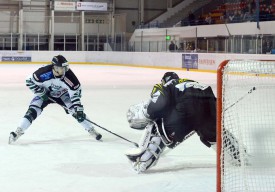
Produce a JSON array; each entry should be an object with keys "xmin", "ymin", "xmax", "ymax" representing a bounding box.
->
[
  {"xmin": 48, "ymin": 97, "xmax": 139, "ymax": 147},
  {"xmin": 224, "ymin": 87, "xmax": 256, "ymax": 112}
]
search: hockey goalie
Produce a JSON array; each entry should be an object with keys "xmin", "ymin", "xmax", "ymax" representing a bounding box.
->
[{"xmin": 125, "ymin": 72, "xmax": 245, "ymax": 173}]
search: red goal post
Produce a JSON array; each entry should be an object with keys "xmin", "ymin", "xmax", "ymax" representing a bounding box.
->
[
  {"xmin": 216, "ymin": 60, "xmax": 275, "ymax": 192},
  {"xmin": 217, "ymin": 60, "xmax": 227, "ymax": 192}
]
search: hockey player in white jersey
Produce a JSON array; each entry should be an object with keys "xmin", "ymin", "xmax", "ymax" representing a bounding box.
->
[
  {"xmin": 125, "ymin": 72, "xmax": 244, "ymax": 173},
  {"xmin": 9, "ymin": 55, "xmax": 102, "ymax": 144}
]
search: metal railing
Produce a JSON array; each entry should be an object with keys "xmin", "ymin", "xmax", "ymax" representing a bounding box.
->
[
  {"xmin": 0, "ymin": 32, "xmax": 127, "ymax": 52},
  {"xmin": 0, "ymin": 32, "xmax": 274, "ymax": 54},
  {"xmin": 128, "ymin": 34, "xmax": 275, "ymax": 54}
]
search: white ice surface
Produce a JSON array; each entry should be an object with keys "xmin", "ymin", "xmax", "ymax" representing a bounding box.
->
[{"xmin": 0, "ymin": 64, "xmax": 217, "ymax": 192}]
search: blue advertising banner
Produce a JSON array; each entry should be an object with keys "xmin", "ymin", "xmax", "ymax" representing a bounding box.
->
[
  {"xmin": 2, "ymin": 56, "xmax": 32, "ymax": 62},
  {"xmin": 182, "ymin": 54, "xmax": 198, "ymax": 69}
]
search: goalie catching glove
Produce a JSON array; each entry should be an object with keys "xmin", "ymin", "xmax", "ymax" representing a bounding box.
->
[{"xmin": 126, "ymin": 100, "xmax": 152, "ymax": 130}]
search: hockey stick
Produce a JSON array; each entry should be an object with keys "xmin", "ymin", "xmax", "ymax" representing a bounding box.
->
[
  {"xmin": 224, "ymin": 87, "xmax": 256, "ymax": 112},
  {"xmin": 48, "ymin": 97, "xmax": 139, "ymax": 147},
  {"xmin": 86, "ymin": 120, "xmax": 139, "ymax": 147}
]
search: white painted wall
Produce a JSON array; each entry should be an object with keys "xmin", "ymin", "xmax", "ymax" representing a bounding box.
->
[
  {"xmin": 0, "ymin": 51, "xmax": 274, "ymax": 71},
  {"xmin": 0, "ymin": 11, "xmax": 18, "ymax": 33},
  {"xmin": 131, "ymin": 21, "xmax": 275, "ymax": 42}
]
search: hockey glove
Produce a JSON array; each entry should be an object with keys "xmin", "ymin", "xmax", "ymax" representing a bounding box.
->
[
  {"xmin": 74, "ymin": 105, "xmax": 86, "ymax": 123},
  {"xmin": 40, "ymin": 92, "xmax": 49, "ymax": 101}
]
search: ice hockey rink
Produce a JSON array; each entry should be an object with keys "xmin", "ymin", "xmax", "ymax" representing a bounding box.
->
[{"xmin": 0, "ymin": 64, "xmax": 217, "ymax": 192}]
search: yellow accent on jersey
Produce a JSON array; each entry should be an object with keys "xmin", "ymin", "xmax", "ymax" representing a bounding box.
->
[
  {"xmin": 150, "ymin": 78, "xmax": 195, "ymax": 97},
  {"xmin": 151, "ymin": 83, "xmax": 164, "ymax": 96},
  {"xmin": 178, "ymin": 78, "xmax": 194, "ymax": 83}
]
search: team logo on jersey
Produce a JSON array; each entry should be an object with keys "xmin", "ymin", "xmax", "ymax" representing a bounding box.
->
[{"xmin": 50, "ymin": 83, "xmax": 62, "ymax": 91}]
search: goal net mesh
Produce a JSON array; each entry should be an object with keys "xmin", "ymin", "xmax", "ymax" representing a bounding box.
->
[{"xmin": 219, "ymin": 60, "xmax": 275, "ymax": 192}]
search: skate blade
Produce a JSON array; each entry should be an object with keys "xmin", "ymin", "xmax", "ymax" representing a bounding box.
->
[{"xmin": 8, "ymin": 132, "xmax": 17, "ymax": 144}]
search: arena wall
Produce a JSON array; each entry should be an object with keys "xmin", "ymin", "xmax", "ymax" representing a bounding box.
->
[{"xmin": 0, "ymin": 51, "xmax": 274, "ymax": 71}]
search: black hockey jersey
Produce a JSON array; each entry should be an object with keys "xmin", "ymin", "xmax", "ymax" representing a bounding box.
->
[
  {"xmin": 147, "ymin": 78, "xmax": 216, "ymax": 144},
  {"xmin": 148, "ymin": 78, "xmax": 197, "ymax": 119}
]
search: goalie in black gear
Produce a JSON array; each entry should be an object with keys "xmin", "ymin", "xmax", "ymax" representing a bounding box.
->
[
  {"xmin": 126, "ymin": 72, "xmax": 244, "ymax": 173},
  {"xmin": 9, "ymin": 55, "xmax": 102, "ymax": 144}
]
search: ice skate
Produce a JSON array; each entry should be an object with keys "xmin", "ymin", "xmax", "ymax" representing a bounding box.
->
[
  {"xmin": 9, "ymin": 127, "xmax": 24, "ymax": 144},
  {"xmin": 88, "ymin": 129, "xmax": 102, "ymax": 140}
]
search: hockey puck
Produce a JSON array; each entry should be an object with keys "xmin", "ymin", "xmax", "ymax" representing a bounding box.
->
[{"xmin": 96, "ymin": 134, "xmax": 102, "ymax": 140}]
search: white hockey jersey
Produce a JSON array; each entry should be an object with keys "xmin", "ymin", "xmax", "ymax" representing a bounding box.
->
[{"xmin": 26, "ymin": 64, "xmax": 82, "ymax": 107}]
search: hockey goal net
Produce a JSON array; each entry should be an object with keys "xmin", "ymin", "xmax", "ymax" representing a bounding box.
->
[{"xmin": 217, "ymin": 60, "xmax": 275, "ymax": 192}]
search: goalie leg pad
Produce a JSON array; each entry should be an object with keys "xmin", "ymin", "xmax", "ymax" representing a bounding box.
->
[
  {"xmin": 154, "ymin": 119, "xmax": 174, "ymax": 146},
  {"xmin": 125, "ymin": 122, "xmax": 165, "ymax": 173}
]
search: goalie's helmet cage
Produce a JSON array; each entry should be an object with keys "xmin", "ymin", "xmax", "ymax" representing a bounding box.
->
[
  {"xmin": 217, "ymin": 60, "xmax": 275, "ymax": 192},
  {"xmin": 161, "ymin": 72, "xmax": 179, "ymax": 84}
]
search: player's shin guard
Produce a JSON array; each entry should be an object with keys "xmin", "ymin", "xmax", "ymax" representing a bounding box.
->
[
  {"xmin": 9, "ymin": 107, "xmax": 41, "ymax": 144},
  {"xmin": 24, "ymin": 107, "xmax": 40, "ymax": 123},
  {"xmin": 125, "ymin": 122, "xmax": 165, "ymax": 173}
]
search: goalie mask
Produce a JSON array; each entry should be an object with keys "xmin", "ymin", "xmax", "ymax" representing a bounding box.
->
[
  {"xmin": 52, "ymin": 55, "xmax": 69, "ymax": 78},
  {"xmin": 161, "ymin": 72, "xmax": 179, "ymax": 85}
]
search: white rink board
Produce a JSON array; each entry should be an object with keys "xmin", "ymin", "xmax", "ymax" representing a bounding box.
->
[{"xmin": 0, "ymin": 51, "xmax": 275, "ymax": 70}]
